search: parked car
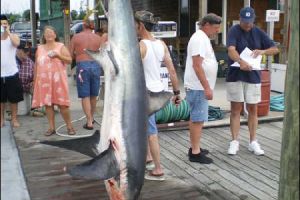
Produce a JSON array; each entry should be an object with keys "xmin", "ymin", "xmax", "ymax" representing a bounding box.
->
[
  {"xmin": 70, "ymin": 16, "xmax": 107, "ymax": 36},
  {"xmin": 70, "ymin": 22, "xmax": 83, "ymax": 36},
  {"xmin": 11, "ymin": 22, "xmax": 40, "ymax": 43}
]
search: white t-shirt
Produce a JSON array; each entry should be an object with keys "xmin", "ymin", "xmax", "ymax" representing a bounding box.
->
[
  {"xmin": 1, "ymin": 37, "xmax": 18, "ymax": 77},
  {"xmin": 141, "ymin": 39, "xmax": 165, "ymax": 92},
  {"xmin": 184, "ymin": 30, "xmax": 218, "ymax": 90}
]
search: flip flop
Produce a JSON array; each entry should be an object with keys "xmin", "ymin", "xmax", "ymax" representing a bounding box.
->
[
  {"xmin": 83, "ymin": 123, "xmax": 93, "ymax": 130},
  {"xmin": 68, "ymin": 128, "xmax": 76, "ymax": 135},
  {"xmin": 45, "ymin": 129, "xmax": 56, "ymax": 136},
  {"xmin": 144, "ymin": 171, "xmax": 165, "ymax": 181}
]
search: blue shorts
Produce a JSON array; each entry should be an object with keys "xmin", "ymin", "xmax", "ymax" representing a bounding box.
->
[
  {"xmin": 147, "ymin": 114, "xmax": 158, "ymax": 136},
  {"xmin": 76, "ymin": 61, "xmax": 101, "ymax": 98},
  {"xmin": 186, "ymin": 89, "xmax": 208, "ymax": 122}
]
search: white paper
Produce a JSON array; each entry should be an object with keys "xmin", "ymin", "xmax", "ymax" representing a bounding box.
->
[{"xmin": 231, "ymin": 47, "xmax": 263, "ymax": 70}]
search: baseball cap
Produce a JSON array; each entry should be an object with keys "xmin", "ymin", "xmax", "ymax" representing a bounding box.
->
[
  {"xmin": 135, "ymin": 10, "xmax": 159, "ymax": 24},
  {"xmin": 240, "ymin": 7, "xmax": 255, "ymax": 23}
]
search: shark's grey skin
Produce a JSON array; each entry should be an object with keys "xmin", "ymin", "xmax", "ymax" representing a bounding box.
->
[{"xmin": 41, "ymin": 0, "xmax": 172, "ymax": 199}]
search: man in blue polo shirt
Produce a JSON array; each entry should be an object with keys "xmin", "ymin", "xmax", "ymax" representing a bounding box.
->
[{"xmin": 226, "ymin": 7, "xmax": 279, "ymax": 156}]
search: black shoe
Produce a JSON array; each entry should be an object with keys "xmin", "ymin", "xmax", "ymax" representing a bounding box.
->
[
  {"xmin": 189, "ymin": 152, "xmax": 213, "ymax": 164},
  {"xmin": 188, "ymin": 148, "xmax": 209, "ymax": 156}
]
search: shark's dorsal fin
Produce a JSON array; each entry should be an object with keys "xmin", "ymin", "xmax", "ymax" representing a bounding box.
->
[
  {"xmin": 67, "ymin": 143, "xmax": 119, "ymax": 180},
  {"xmin": 148, "ymin": 91, "xmax": 173, "ymax": 116},
  {"xmin": 40, "ymin": 130, "xmax": 101, "ymax": 158}
]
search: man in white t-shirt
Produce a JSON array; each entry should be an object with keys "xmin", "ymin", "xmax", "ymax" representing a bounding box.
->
[
  {"xmin": 184, "ymin": 13, "xmax": 222, "ymax": 164},
  {"xmin": 1, "ymin": 15, "xmax": 22, "ymax": 128}
]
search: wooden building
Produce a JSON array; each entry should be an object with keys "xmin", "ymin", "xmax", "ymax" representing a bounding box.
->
[{"xmin": 131, "ymin": 0, "xmax": 286, "ymax": 65}]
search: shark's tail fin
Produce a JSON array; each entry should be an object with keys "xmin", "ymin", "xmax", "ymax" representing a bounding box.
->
[
  {"xmin": 148, "ymin": 91, "xmax": 173, "ymax": 115},
  {"xmin": 40, "ymin": 130, "xmax": 101, "ymax": 158},
  {"xmin": 67, "ymin": 143, "xmax": 119, "ymax": 180}
]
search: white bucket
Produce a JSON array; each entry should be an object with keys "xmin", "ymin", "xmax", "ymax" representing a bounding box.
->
[{"xmin": 18, "ymin": 93, "xmax": 31, "ymax": 115}]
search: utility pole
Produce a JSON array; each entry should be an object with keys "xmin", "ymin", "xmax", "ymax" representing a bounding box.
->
[
  {"xmin": 278, "ymin": 0, "xmax": 299, "ymax": 199},
  {"xmin": 280, "ymin": 0, "xmax": 290, "ymax": 64},
  {"xmin": 30, "ymin": 0, "xmax": 37, "ymax": 48},
  {"xmin": 62, "ymin": 0, "xmax": 71, "ymax": 75}
]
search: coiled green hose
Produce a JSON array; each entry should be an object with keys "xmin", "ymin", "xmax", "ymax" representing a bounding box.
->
[
  {"xmin": 270, "ymin": 94, "xmax": 285, "ymax": 112},
  {"xmin": 155, "ymin": 99, "xmax": 224, "ymax": 124}
]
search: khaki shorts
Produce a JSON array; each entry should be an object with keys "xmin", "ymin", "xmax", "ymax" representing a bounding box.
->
[{"xmin": 226, "ymin": 82, "xmax": 261, "ymax": 104}]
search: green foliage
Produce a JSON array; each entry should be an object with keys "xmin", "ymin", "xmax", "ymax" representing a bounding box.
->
[
  {"xmin": 1, "ymin": 13, "xmax": 22, "ymax": 24},
  {"xmin": 71, "ymin": 10, "xmax": 78, "ymax": 20},
  {"xmin": 22, "ymin": 9, "xmax": 31, "ymax": 21},
  {"xmin": 77, "ymin": 10, "xmax": 87, "ymax": 20}
]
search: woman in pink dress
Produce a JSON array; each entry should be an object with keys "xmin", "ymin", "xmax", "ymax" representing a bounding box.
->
[{"xmin": 32, "ymin": 26, "xmax": 76, "ymax": 136}]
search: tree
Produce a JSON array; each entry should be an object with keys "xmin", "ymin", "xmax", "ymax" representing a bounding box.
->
[
  {"xmin": 278, "ymin": 0, "xmax": 299, "ymax": 199},
  {"xmin": 22, "ymin": 9, "xmax": 31, "ymax": 21},
  {"xmin": 71, "ymin": 10, "xmax": 78, "ymax": 20},
  {"xmin": 77, "ymin": 10, "xmax": 87, "ymax": 20},
  {"xmin": 1, "ymin": 13, "xmax": 22, "ymax": 24}
]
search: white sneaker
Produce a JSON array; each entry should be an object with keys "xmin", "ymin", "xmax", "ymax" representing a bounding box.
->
[
  {"xmin": 248, "ymin": 141, "xmax": 264, "ymax": 155},
  {"xmin": 228, "ymin": 140, "xmax": 239, "ymax": 155}
]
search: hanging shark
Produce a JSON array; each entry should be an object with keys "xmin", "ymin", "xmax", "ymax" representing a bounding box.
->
[{"xmin": 41, "ymin": 0, "xmax": 172, "ymax": 199}]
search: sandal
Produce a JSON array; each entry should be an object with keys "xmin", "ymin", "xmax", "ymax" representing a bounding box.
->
[
  {"xmin": 83, "ymin": 123, "xmax": 93, "ymax": 130},
  {"xmin": 144, "ymin": 171, "xmax": 165, "ymax": 181},
  {"xmin": 68, "ymin": 127, "xmax": 76, "ymax": 135},
  {"xmin": 45, "ymin": 129, "xmax": 56, "ymax": 136}
]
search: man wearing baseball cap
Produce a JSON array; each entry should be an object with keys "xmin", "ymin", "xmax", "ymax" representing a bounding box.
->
[
  {"xmin": 135, "ymin": 10, "xmax": 181, "ymax": 181},
  {"xmin": 226, "ymin": 7, "xmax": 279, "ymax": 156}
]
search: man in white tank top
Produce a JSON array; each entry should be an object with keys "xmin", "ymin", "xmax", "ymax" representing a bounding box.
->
[
  {"xmin": 135, "ymin": 10, "xmax": 181, "ymax": 181},
  {"xmin": 1, "ymin": 15, "xmax": 22, "ymax": 128}
]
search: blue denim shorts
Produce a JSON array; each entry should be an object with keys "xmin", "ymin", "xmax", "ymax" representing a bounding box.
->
[
  {"xmin": 147, "ymin": 114, "xmax": 158, "ymax": 136},
  {"xmin": 185, "ymin": 89, "xmax": 208, "ymax": 122},
  {"xmin": 76, "ymin": 61, "xmax": 101, "ymax": 98}
]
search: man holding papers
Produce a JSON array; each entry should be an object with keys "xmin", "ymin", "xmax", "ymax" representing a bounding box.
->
[{"xmin": 226, "ymin": 7, "xmax": 279, "ymax": 156}]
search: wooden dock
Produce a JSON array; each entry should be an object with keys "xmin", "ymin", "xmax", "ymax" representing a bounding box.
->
[{"xmin": 13, "ymin": 113, "xmax": 282, "ymax": 200}]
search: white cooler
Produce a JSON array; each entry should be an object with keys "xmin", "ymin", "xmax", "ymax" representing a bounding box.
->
[
  {"xmin": 270, "ymin": 63, "xmax": 287, "ymax": 93},
  {"xmin": 18, "ymin": 93, "xmax": 31, "ymax": 115}
]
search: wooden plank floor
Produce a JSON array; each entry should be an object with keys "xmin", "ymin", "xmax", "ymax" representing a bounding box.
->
[
  {"xmin": 13, "ymin": 113, "xmax": 282, "ymax": 200},
  {"xmin": 159, "ymin": 121, "xmax": 283, "ymax": 200}
]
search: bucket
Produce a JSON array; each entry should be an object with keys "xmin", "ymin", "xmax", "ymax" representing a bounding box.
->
[{"xmin": 258, "ymin": 70, "xmax": 271, "ymax": 116}]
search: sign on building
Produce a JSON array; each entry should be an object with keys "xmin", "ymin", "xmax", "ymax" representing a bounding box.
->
[{"xmin": 266, "ymin": 10, "xmax": 280, "ymax": 22}]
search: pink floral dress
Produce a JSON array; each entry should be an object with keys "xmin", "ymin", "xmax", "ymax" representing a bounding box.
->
[{"xmin": 32, "ymin": 42, "xmax": 70, "ymax": 108}]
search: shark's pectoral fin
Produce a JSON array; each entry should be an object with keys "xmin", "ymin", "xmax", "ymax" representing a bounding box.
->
[
  {"xmin": 148, "ymin": 91, "xmax": 173, "ymax": 115},
  {"xmin": 67, "ymin": 144, "xmax": 119, "ymax": 180},
  {"xmin": 107, "ymin": 50, "xmax": 120, "ymax": 75},
  {"xmin": 40, "ymin": 130, "xmax": 101, "ymax": 158},
  {"xmin": 85, "ymin": 49, "xmax": 100, "ymax": 60},
  {"xmin": 85, "ymin": 48, "xmax": 119, "ymax": 76}
]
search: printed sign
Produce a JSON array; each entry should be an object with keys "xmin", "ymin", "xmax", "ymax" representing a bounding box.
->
[{"xmin": 266, "ymin": 10, "xmax": 280, "ymax": 22}]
